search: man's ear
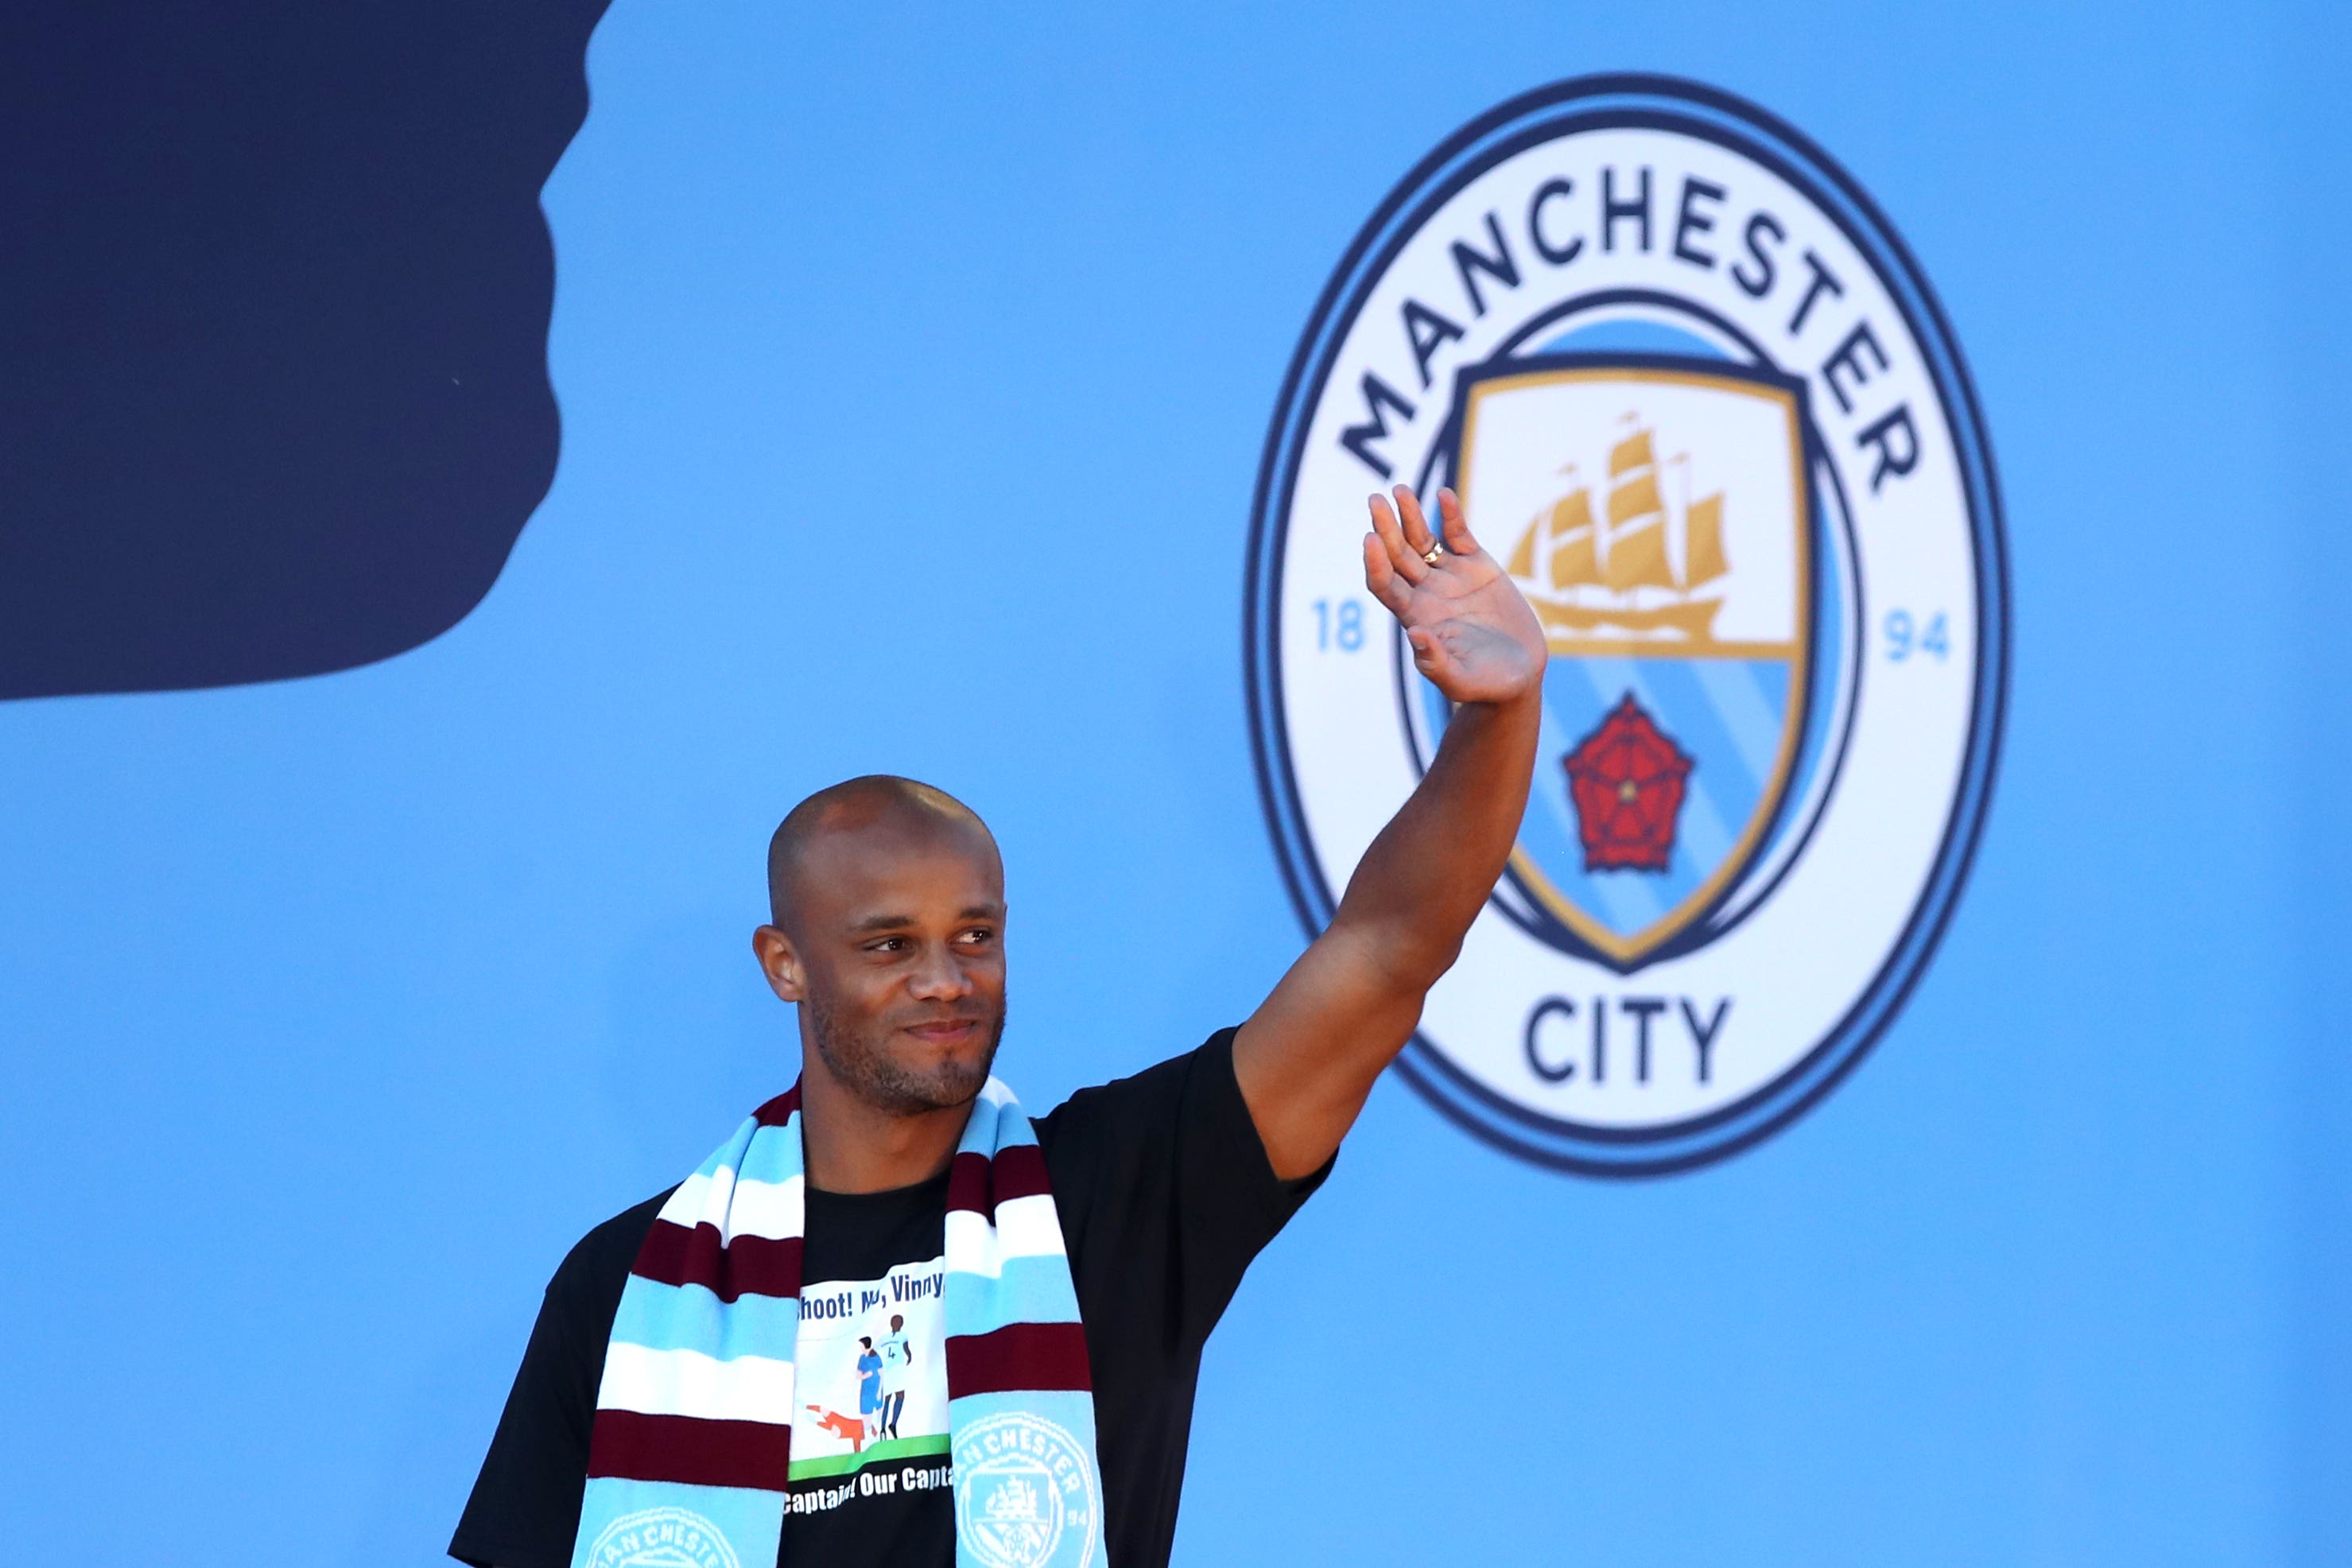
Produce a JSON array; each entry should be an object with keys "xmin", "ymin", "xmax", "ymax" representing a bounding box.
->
[{"xmin": 752, "ymin": 925, "xmax": 807, "ymax": 1003}]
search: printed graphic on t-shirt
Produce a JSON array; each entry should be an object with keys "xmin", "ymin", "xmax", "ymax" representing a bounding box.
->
[{"xmin": 786, "ymin": 1256, "xmax": 952, "ymax": 1516}]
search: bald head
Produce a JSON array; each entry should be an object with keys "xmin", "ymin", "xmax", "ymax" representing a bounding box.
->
[
  {"xmin": 752, "ymin": 775, "xmax": 1008, "ymax": 1136},
  {"xmin": 766, "ymin": 774, "xmax": 998, "ymax": 930}
]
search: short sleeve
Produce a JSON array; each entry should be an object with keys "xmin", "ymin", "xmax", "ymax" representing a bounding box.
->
[
  {"xmin": 449, "ymin": 1191, "xmax": 672, "ymax": 1568},
  {"xmin": 1038, "ymin": 1027, "xmax": 1330, "ymax": 1353},
  {"xmin": 447, "ymin": 1279, "xmax": 597, "ymax": 1568},
  {"xmin": 1173, "ymin": 1027, "xmax": 1329, "ymax": 1340}
]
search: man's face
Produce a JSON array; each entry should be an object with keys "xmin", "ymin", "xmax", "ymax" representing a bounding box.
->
[{"xmin": 761, "ymin": 820, "xmax": 1007, "ymax": 1115}]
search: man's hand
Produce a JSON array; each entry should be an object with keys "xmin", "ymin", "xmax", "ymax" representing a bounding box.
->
[
  {"xmin": 1233, "ymin": 485, "xmax": 1547, "ymax": 1179},
  {"xmin": 1364, "ymin": 485, "xmax": 1547, "ymax": 705}
]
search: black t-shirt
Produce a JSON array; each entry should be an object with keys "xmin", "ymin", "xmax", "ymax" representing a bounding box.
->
[
  {"xmin": 774, "ymin": 1171, "xmax": 957, "ymax": 1559},
  {"xmin": 451, "ymin": 1028, "xmax": 1325, "ymax": 1568}
]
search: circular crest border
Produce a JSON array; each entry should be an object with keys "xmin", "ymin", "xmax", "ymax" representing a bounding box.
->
[{"xmin": 1241, "ymin": 72, "xmax": 2009, "ymax": 1177}]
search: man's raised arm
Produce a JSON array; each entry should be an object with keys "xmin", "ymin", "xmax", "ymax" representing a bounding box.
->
[{"xmin": 1234, "ymin": 484, "xmax": 1548, "ymax": 1179}]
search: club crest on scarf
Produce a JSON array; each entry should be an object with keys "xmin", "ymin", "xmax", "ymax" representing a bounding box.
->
[
  {"xmin": 953, "ymin": 1413, "xmax": 1100, "ymax": 1568},
  {"xmin": 1244, "ymin": 74, "xmax": 2009, "ymax": 1175},
  {"xmin": 584, "ymin": 1507, "xmax": 742, "ymax": 1568}
]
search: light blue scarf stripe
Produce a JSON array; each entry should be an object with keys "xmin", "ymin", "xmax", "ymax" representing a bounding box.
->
[
  {"xmin": 974, "ymin": 1097, "xmax": 1036, "ymax": 1148},
  {"xmin": 956, "ymin": 1087, "xmax": 1009, "ymax": 1155},
  {"xmin": 688, "ymin": 1117, "xmax": 762, "ymax": 1186},
  {"xmin": 732, "ymin": 1127, "xmax": 802, "ymax": 1188},
  {"xmin": 648, "ymin": 1112, "xmax": 800, "ymax": 1222},
  {"xmin": 608, "ymin": 1279, "xmax": 801, "ymax": 1360},
  {"xmin": 942, "ymin": 1253, "xmax": 1084, "ymax": 1339}
]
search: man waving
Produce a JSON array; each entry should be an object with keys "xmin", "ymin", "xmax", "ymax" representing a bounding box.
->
[{"xmin": 451, "ymin": 486, "xmax": 1546, "ymax": 1568}]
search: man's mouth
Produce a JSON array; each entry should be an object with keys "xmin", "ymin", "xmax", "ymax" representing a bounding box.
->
[{"xmin": 903, "ymin": 1017, "xmax": 983, "ymax": 1046}]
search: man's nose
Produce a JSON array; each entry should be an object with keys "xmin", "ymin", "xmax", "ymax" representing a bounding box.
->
[{"xmin": 906, "ymin": 941, "xmax": 975, "ymax": 1000}]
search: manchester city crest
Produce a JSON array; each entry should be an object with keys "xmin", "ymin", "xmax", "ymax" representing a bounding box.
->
[
  {"xmin": 583, "ymin": 1508, "xmax": 743, "ymax": 1568},
  {"xmin": 953, "ymin": 1412, "xmax": 1100, "ymax": 1568},
  {"xmin": 1244, "ymin": 75, "xmax": 2008, "ymax": 1174}
]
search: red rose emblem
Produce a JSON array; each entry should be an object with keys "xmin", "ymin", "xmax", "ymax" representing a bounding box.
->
[{"xmin": 1562, "ymin": 692, "xmax": 1694, "ymax": 873}]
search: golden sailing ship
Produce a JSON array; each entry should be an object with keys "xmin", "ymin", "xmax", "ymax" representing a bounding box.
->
[{"xmin": 1504, "ymin": 415, "xmax": 1729, "ymax": 646}]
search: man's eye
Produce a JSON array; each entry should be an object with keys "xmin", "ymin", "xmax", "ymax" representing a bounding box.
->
[
  {"xmin": 958, "ymin": 928, "xmax": 995, "ymax": 945},
  {"xmin": 871, "ymin": 937, "xmax": 906, "ymax": 953}
]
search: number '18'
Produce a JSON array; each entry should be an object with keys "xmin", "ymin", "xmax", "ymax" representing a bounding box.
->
[{"xmin": 1313, "ymin": 598, "xmax": 1364, "ymax": 652}]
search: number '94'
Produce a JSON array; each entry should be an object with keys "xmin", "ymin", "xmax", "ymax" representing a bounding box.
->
[{"xmin": 1884, "ymin": 610, "xmax": 1949, "ymax": 662}]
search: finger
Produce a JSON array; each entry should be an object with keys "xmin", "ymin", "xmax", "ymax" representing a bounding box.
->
[
  {"xmin": 1437, "ymin": 487, "xmax": 1479, "ymax": 557},
  {"xmin": 1363, "ymin": 534, "xmax": 1413, "ymax": 617},
  {"xmin": 1393, "ymin": 485, "xmax": 1438, "ymax": 560},
  {"xmin": 1367, "ymin": 491, "xmax": 1429, "ymax": 584},
  {"xmin": 1407, "ymin": 626, "xmax": 1450, "ymax": 683}
]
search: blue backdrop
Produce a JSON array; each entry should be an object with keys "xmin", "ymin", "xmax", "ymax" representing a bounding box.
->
[{"xmin": 2, "ymin": 2, "xmax": 2348, "ymax": 1563}]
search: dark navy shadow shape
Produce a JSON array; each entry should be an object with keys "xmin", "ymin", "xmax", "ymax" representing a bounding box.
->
[{"xmin": 0, "ymin": 0, "xmax": 611, "ymax": 700}]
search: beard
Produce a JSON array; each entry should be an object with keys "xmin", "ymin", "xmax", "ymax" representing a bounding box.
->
[{"xmin": 805, "ymin": 989, "xmax": 1005, "ymax": 1115}]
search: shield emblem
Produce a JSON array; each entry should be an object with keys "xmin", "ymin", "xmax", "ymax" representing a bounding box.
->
[{"xmin": 1430, "ymin": 352, "xmax": 1814, "ymax": 970}]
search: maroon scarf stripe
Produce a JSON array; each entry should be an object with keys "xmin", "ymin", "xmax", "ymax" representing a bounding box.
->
[
  {"xmin": 751, "ymin": 1086, "xmax": 801, "ymax": 1127},
  {"xmin": 945, "ymin": 1320, "xmax": 1093, "ymax": 1395},
  {"xmin": 588, "ymin": 1409, "xmax": 793, "ymax": 1489},
  {"xmin": 945, "ymin": 1143, "xmax": 1052, "ymax": 1217},
  {"xmin": 631, "ymin": 1219, "xmax": 803, "ymax": 1302}
]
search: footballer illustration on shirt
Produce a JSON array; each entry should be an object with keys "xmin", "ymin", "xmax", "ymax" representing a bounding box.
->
[{"xmin": 789, "ymin": 1261, "xmax": 949, "ymax": 1495}]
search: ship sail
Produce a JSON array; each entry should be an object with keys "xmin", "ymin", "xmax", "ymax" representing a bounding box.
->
[
  {"xmin": 1609, "ymin": 428, "xmax": 1655, "ymax": 478},
  {"xmin": 1606, "ymin": 471, "xmax": 1663, "ymax": 527},
  {"xmin": 1506, "ymin": 522, "xmax": 1537, "ymax": 578},
  {"xmin": 1498, "ymin": 412, "xmax": 1733, "ymax": 646},
  {"xmin": 1602, "ymin": 423, "xmax": 1675, "ymax": 590},
  {"xmin": 1685, "ymin": 492, "xmax": 1728, "ymax": 585},
  {"xmin": 1603, "ymin": 515, "xmax": 1675, "ymax": 591},
  {"xmin": 1547, "ymin": 489, "xmax": 1600, "ymax": 589}
]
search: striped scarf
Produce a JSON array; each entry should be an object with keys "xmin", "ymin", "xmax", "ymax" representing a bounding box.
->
[{"xmin": 569, "ymin": 1078, "xmax": 1105, "ymax": 1568}]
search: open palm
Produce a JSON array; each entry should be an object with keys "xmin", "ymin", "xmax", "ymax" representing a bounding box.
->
[{"xmin": 1363, "ymin": 485, "xmax": 1547, "ymax": 705}]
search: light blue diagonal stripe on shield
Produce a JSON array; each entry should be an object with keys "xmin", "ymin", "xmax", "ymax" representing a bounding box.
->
[{"xmin": 1690, "ymin": 658, "xmax": 1788, "ymax": 783}]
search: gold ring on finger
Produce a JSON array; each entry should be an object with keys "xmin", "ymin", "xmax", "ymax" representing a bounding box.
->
[{"xmin": 1420, "ymin": 543, "xmax": 1442, "ymax": 565}]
